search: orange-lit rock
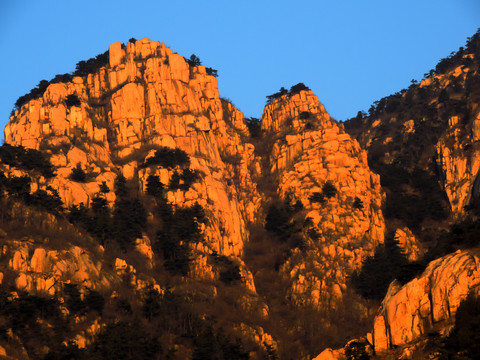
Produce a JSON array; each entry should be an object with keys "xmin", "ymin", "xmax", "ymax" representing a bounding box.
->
[
  {"xmin": 373, "ymin": 249, "xmax": 480, "ymax": 352},
  {"xmin": 4, "ymin": 39, "xmax": 261, "ymax": 289},
  {"xmin": 261, "ymin": 90, "xmax": 384, "ymax": 307},
  {"xmin": 436, "ymin": 110, "xmax": 480, "ymax": 213},
  {"xmin": 313, "ymin": 348, "xmax": 345, "ymax": 360},
  {"xmin": 394, "ymin": 227, "xmax": 424, "ymax": 262}
]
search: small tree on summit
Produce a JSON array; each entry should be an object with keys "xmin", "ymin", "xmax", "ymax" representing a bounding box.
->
[
  {"xmin": 289, "ymin": 82, "xmax": 310, "ymax": 95},
  {"xmin": 187, "ymin": 54, "xmax": 201, "ymax": 67}
]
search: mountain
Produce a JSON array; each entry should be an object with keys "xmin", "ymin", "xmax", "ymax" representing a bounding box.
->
[{"xmin": 0, "ymin": 31, "xmax": 479, "ymax": 359}]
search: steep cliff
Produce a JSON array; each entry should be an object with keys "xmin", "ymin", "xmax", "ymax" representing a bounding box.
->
[
  {"xmin": 0, "ymin": 38, "xmax": 269, "ymax": 359},
  {"xmin": 5, "ymin": 38, "xmax": 261, "ymax": 279}
]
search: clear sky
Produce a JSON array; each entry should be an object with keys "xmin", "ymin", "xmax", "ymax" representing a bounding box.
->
[{"xmin": 0, "ymin": 0, "xmax": 478, "ymax": 135}]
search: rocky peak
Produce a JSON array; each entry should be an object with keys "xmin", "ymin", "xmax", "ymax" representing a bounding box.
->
[
  {"xmin": 3, "ymin": 38, "xmax": 263, "ymax": 284},
  {"xmin": 248, "ymin": 86, "xmax": 385, "ymax": 311},
  {"xmin": 261, "ymin": 89, "xmax": 331, "ymax": 134}
]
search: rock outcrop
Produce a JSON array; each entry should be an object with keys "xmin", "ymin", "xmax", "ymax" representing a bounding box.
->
[
  {"xmin": 373, "ymin": 249, "xmax": 480, "ymax": 352},
  {"xmin": 313, "ymin": 347, "xmax": 345, "ymax": 360},
  {"xmin": 4, "ymin": 39, "xmax": 385, "ymax": 305},
  {"xmin": 394, "ymin": 227, "xmax": 424, "ymax": 262}
]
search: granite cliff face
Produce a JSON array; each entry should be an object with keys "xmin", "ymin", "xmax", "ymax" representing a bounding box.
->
[
  {"xmin": 373, "ymin": 249, "xmax": 480, "ymax": 353},
  {"xmin": 5, "ymin": 38, "xmax": 385, "ymax": 305},
  {"xmin": 6, "ymin": 38, "xmax": 261, "ymax": 285},
  {"xmin": 436, "ymin": 108, "xmax": 480, "ymax": 213}
]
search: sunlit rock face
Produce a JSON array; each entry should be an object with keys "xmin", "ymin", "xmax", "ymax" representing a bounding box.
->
[
  {"xmin": 373, "ymin": 249, "xmax": 480, "ymax": 352},
  {"xmin": 259, "ymin": 90, "xmax": 385, "ymax": 307},
  {"xmin": 5, "ymin": 38, "xmax": 262, "ymax": 287}
]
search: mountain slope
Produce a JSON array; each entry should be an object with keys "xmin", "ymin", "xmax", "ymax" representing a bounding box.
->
[{"xmin": 1, "ymin": 31, "xmax": 480, "ymax": 360}]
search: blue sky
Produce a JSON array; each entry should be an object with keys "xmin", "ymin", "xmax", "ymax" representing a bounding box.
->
[{"xmin": 0, "ymin": 0, "xmax": 478, "ymax": 135}]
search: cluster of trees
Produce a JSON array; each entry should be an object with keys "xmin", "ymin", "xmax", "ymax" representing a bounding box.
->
[
  {"xmin": 69, "ymin": 163, "xmax": 89, "ymax": 182},
  {"xmin": 0, "ymin": 290, "xmax": 67, "ymax": 359},
  {"xmin": 422, "ymin": 215, "xmax": 480, "ymax": 263},
  {"xmin": 13, "ymin": 72, "xmax": 76, "ymax": 110},
  {"xmin": 14, "ymin": 80, "xmax": 51, "ymax": 110},
  {"xmin": 265, "ymin": 197, "xmax": 303, "ymax": 241},
  {"xmin": 264, "ymin": 195, "xmax": 306, "ymax": 269},
  {"xmin": 350, "ymin": 233, "xmax": 424, "ymax": 300},
  {"xmin": 0, "ymin": 144, "xmax": 63, "ymax": 216},
  {"xmin": 141, "ymin": 148, "xmax": 199, "ymax": 191},
  {"xmin": 266, "ymin": 83, "xmax": 310, "ymax": 103},
  {"xmin": 344, "ymin": 340, "xmax": 370, "ymax": 360},
  {"xmin": 141, "ymin": 147, "xmax": 190, "ymax": 169},
  {"xmin": 378, "ymin": 164, "xmax": 449, "ymax": 230},
  {"xmin": 141, "ymin": 287, "xmax": 248, "ymax": 360},
  {"xmin": 438, "ymin": 293, "xmax": 480, "ymax": 359},
  {"xmin": 155, "ymin": 200, "xmax": 207, "ymax": 276},
  {"xmin": 0, "ymin": 143, "xmax": 55, "ymax": 178},
  {"xmin": 144, "ymin": 172, "xmax": 207, "ymax": 275},
  {"xmin": 65, "ymin": 94, "xmax": 81, "ymax": 108},
  {"xmin": 73, "ymin": 51, "xmax": 109, "ymax": 77},
  {"xmin": 63, "ymin": 284, "xmax": 105, "ymax": 316},
  {"xmin": 68, "ymin": 174, "xmax": 147, "ymax": 250},
  {"xmin": 168, "ymin": 168, "xmax": 199, "ymax": 191},
  {"xmin": 0, "ymin": 288, "xmax": 160, "ymax": 360},
  {"xmin": 308, "ymin": 181, "xmax": 338, "ymax": 204},
  {"xmin": 0, "ymin": 172, "xmax": 63, "ymax": 215},
  {"xmin": 1, "ymin": 283, "xmax": 252, "ymax": 360},
  {"xmin": 210, "ymin": 252, "xmax": 243, "ymax": 285}
]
